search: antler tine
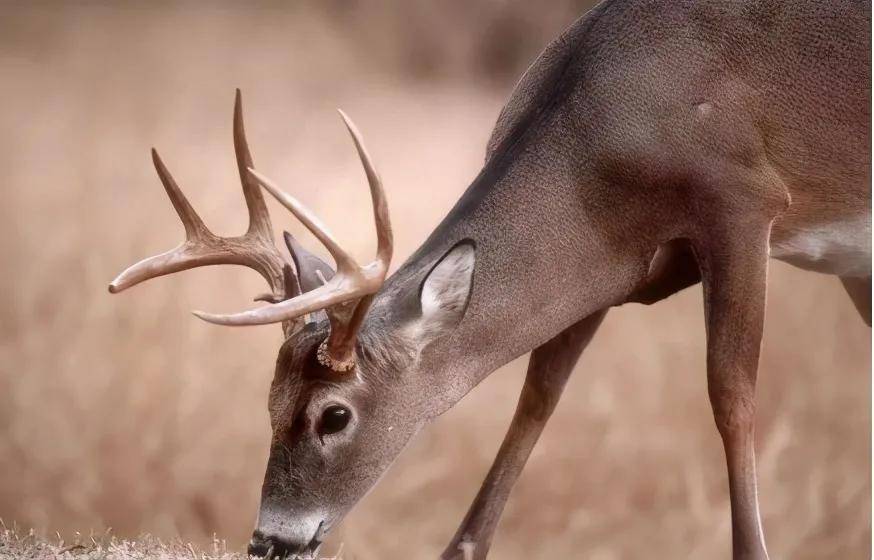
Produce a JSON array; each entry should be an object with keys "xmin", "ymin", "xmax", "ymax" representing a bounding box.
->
[
  {"xmin": 152, "ymin": 149, "xmax": 210, "ymax": 241},
  {"xmin": 338, "ymin": 110, "xmax": 393, "ymax": 270},
  {"xmin": 108, "ymin": 151, "xmax": 216, "ymax": 294},
  {"xmin": 234, "ymin": 89, "xmax": 273, "ymax": 242},
  {"xmin": 247, "ymin": 168, "xmax": 358, "ymax": 272}
]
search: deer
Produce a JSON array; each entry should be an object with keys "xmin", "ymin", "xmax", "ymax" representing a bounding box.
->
[{"xmin": 109, "ymin": 1, "xmax": 870, "ymax": 558}]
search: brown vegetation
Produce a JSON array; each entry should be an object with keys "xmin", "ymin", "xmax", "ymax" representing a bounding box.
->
[
  {"xmin": 0, "ymin": 3, "xmax": 869, "ymax": 559},
  {"xmin": 0, "ymin": 522, "xmax": 248, "ymax": 560}
]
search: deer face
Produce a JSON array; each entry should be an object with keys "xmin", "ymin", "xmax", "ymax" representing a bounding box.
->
[
  {"xmin": 248, "ymin": 331, "xmax": 420, "ymax": 557},
  {"xmin": 249, "ymin": 243, "xmax": 476, "ymax": 558}
]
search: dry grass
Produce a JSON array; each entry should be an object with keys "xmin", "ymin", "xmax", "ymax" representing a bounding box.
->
[
  {"xmin": 0, "ymin": 521, "xmax": 253, "ymax": 560},
  {"xmin": 0, "ymin": 3, "xmax": 870, "ymax": 559}
]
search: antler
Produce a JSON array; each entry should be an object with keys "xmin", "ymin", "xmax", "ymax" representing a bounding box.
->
[
  {"xmin": 193, "ymin": 111, "xmax": 393, "ymax": 372},
  {"xmin": 108, "ymin": 90, "xmax": 300, "ymax": 334}
]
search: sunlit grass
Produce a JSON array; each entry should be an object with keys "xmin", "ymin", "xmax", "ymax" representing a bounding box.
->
[
  {"xmin": 0, "ymin": 521, "xmax": 356, "ymax": 560},
  {"xmin": 0, "ymin": 521, "xmax": 248, "ymax": 560}
]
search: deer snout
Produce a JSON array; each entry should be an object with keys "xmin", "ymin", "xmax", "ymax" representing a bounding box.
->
[
  {"xmin": 249, "ymin": 510, "xmax": 326, "ymax": 559},
  {"xmin": 248, "ymin": 528, "xmax": 324, "ymax": 559}
]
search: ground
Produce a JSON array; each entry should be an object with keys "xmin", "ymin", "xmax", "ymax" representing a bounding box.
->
[{"xmin": 0, "ymin": 523, "xmax": 253, "ymax": 560}]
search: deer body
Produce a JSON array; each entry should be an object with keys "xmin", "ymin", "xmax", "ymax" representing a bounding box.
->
[
  {"xmin": 379, "ymin": 0, "xmax": 870, "ymax": 405},
  {"xmin": 111, "ymin": 1, "xmax": 869, "ymax": 559}
]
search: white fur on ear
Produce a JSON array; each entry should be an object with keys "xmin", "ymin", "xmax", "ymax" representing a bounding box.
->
[{"xmin": 418, "ymin": 243, "xmax": 475, "ymax": 337}]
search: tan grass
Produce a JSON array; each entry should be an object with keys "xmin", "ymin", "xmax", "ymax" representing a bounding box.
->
[{"xmin": 0, "ymin": 521, "xmax": 249, "ymax": 560}]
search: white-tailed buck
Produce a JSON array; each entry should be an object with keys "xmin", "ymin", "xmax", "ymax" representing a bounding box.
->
[{"xmin": 110, "ymin": 1, "xmax": 870, "ymax": 558}]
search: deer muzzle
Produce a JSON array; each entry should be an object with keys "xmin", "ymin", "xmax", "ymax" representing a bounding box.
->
[{"xmin": 248, "ymin": 504, "xmax": 327, "ymax": 559}]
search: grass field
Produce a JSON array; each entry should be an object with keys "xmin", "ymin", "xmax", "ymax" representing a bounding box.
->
[
  {"xmin": 0, "ymin": 3, "xmax": 870, "ymax": 559},
  {"xmin": 0, "ymin": 523, "xmax": 251, "ymax": 560}
]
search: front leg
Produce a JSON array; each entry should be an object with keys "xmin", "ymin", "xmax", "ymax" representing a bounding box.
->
[
  {"xmin": 697, "ymin": 220, "xmax": 775, "ymax": 560},
  {"xmin": 440, "ymin": 310, "xmax": 607, "ymax": 560}
]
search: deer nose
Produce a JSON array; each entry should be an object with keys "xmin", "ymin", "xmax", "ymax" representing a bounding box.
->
[
  {"xmin": 248, "ymin": 528, "xmax": 324, "ymax": 559},
  {"xmin": 248, "ymin": 530, "xmax": 295, "ymax": 558}
]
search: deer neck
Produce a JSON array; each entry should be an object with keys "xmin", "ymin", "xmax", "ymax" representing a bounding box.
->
[{"xmin": 374, "ymin": 145, "xmax": 652, "ymax": 416}]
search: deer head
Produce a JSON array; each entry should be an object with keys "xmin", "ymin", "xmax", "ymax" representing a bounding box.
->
[{"xmin": 109, "ymin": 91, "xmax": 476, "ymax": 558}]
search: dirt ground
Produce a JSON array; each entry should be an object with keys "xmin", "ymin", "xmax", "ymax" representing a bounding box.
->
[{"xmin": 0, "ymin": 3, "xmax": 869, "ymax": 559}]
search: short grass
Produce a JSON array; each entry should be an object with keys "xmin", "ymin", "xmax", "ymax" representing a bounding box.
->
[
  {"xmin": 0, "ymin": 522, "xmax": 249, "ymax": 560},
  {"xmin": 0, "ymin": 522, "xmax": 358, "ymax": 560}
]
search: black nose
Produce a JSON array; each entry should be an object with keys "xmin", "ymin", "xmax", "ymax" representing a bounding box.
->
[
  {"xmin": 248, "ymin": 531, "xmax": 292, "ymax": 558},
  {"xmin": 248, "ymin": 530, "xmax": 319, "ymax": 559}
]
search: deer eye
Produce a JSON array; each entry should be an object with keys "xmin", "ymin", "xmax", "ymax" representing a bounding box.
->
[{"xmin": 319, "ymin": 405, "xmax": 351, "ymax": 435}]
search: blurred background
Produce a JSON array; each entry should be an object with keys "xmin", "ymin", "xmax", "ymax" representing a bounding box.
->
[{"xmin": 0, "ymin": 2, "xmax": 869, "ymax": 559}]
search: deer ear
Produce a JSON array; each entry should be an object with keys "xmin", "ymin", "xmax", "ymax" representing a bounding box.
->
[
  {"xmin": 284, "ymin": 231, "xmax": 336, "ymax": 293},
  {"xmin": 416, "ymin": 241, "xmax": 475, "ymax": 339}
]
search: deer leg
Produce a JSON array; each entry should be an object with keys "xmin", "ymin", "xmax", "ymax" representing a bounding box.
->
[
  {"xmin": 839, "ymin": 275, "xmax": 871, "ymax": 326},
  {"xmin": 440, "ymin": 310, "xmax": 607, "ymax": 560},
  {"xmin": 698, "ymin": 223, "xmax": 775, "ymax": 560}
]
